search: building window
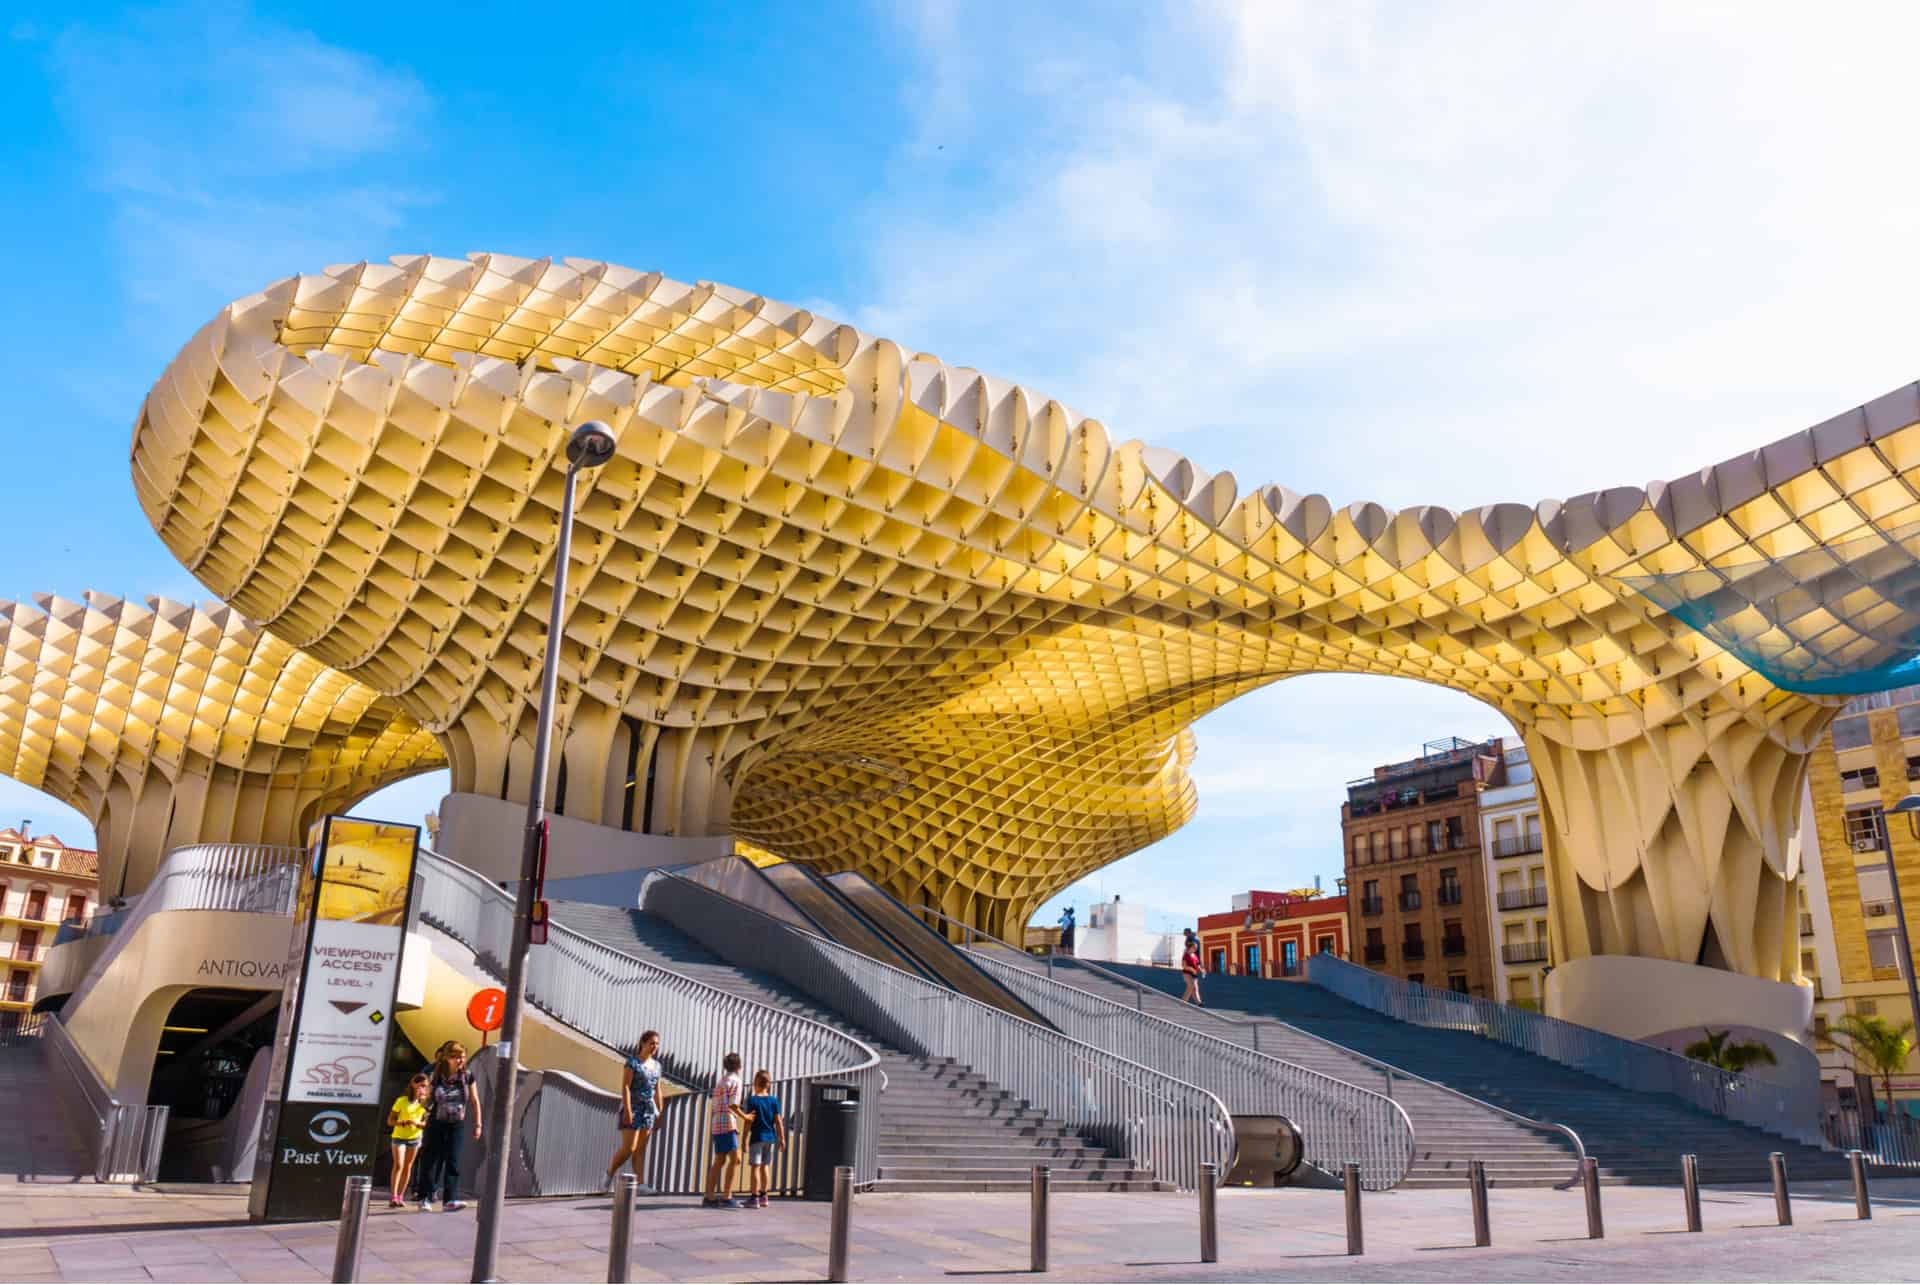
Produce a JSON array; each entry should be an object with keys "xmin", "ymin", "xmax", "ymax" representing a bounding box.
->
[
  {"xmin": 1832, "ymin": 715, "xmax": 1873, "ymax": 749},
  {"xmin": 1398, "ymin": 873, "xmax": 1421, "ymax": 911},
  {"xmin": 1389, "ymin": 830, "xmax": 1404, "ymax": 860},
  {"xmin": 1427, "ymin": 820, "xmax": 1444, "ymax": 852},
  {"xmin": 1364, "ymin": 927, "xmax": 1386, "ymax": 964},
  {"xmin": 1868, "ymin": 930, "xmax": 1904, "ymax": 977},
  {"xmin": 1361, "ymin": 880, "xmax": 1382, "ymax": 915},
  {"xmin": 1352, "ymin": 836, "xmax": 1367, "ymax": 864},
  {"xmin": 1438, "ymin": 868, "xmax": 1462, "ymax": 905},
  {"xmin": 1316, "ymin": 934, "xmax": 1335, "ymax": 955},
  {"xmin": 1856, "ymin": 999, "xmax": 1880, "ymax": 1016},
  {"xmin": 1846, "ymin": 806, "xmax": 1888, "ymax": 852},
  {"xmin": 1442, "ymin": 919, "xmax": 1467, "ymax": 955},
  {"xmin": 1448, "ymin": 973, "xmax": 1469, "ymax": 994},
  {"xmin": 5, "ymin": 970, "xmax": 26, "ymax": 1003},
  {"xmin": 1245, "ymin": 943, "xmax": 1262, "ymax": 976},
  {"xmin": 1402, "ymin": 923, "xmax": 1425, "ymax": 960},
  {"xmin": 1407, "ymin": 973, "xmax": 1425, "ymax": 986},
  {"xmin": 1907, "ymin": 755, "xmax": 1920, "ymax": 782},
  {"xmin": 1900, "ymin": 704, "xmax": 1920, "ymax": 738},
  {"xmin": 1281, "ymin": 940, "xmax": 1300, "ymax": 976},
  {"xmin": 62, "ymin": 893, "xmax": 85, "ymax": 922},
  {"xmin": 22, "ymin": 890, "xmax": 46, "ymax": 922},
  {"xmin": 1210, "ymin": 949, "xmax": 1227, "ymax": 975},
  {"xmin": 1841, "ymin": 765, "xmax": 1881, "ymax": 792}
]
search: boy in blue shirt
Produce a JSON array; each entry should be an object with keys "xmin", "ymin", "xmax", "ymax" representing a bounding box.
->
[{"xmin": 738, "ymin": 1069, "xmax": 785, "ymax": 1209}]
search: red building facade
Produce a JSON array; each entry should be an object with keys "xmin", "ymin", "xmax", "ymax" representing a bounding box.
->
[{"xmin": 1196, "ymin": 889, "xmax": 1350, "ymax": 979}]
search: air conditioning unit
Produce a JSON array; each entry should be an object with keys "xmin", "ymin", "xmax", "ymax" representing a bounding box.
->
[
  {"xmin": 1855, "ymin": 839, "xmax": 1881, "ymax": 853},
  {"xmin": 1867, "ymin": 902, "xmax": 1893, "ymax": 917}
]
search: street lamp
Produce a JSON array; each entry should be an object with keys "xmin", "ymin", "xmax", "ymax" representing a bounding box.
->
[
  {"xmin": 1877, "ymin": 795, "xmax": 1920, "ymax": 1052},
  {"xmin": 471, "ymin": 420, "xmax": 616, "ymax": 1282}
]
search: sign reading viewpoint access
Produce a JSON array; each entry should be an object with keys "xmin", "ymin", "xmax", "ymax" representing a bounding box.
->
[{"xmin": 249, "ymin": 815, "xmax": 419, "ymax": 1223}]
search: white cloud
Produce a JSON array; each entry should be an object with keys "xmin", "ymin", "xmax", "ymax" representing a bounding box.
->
[
  {"xmin": 48, "ymin": 6, "xmax": 431, "ymax": 337},
  {"xmin": 865, "ymin": 2, "xmax": 1920, "ymax": 925}
]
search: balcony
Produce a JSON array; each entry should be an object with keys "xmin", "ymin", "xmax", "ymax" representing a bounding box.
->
[
  {"xmin": 1402, "ymin": 939, "xmax": 1427, "ymax": 961},
  {"xmin": 1441, "ymin": 935, "xmax": 1469, "ymax": 957},
  {"xmin": 7, "ymin": 947, "xmax": 40, "ymax": 965},
  {"xmin": 1398, "ymin": 891, "xmax": 1422, "ymax": 912},
  {"xmin": 1360, "ymin": 897, "xmax": 1384, "ymax": 916},
  {"xmin": 1437, "ymin": 886, "xmax": 1464, "ymax": 907},
  {"xmin": 1491, "ymin": 833, "xmax": 1544, "ymax": 859},
  {"xmin": 1502, "ymin": 940, "xmax": 1549, "ymax": 964},
  {"xmin": 1363, "ymin": 943, "xmax": 1387, "ymax": 964},
  {"xmin": 1497, "ymin": 886, "xmax": 1549, "ymax": 911},
  {"xmin": 1800, "ymin": 913, "xmax": 1815, "ymax": 937}
]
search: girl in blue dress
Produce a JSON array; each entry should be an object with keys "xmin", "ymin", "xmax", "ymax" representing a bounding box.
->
[{"xmin": 607, "ymin": 1029, "xmax": 663, "ymax": 1190}]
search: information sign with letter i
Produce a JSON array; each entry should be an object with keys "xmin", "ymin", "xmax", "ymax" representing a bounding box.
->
[{"xmin": 248, "ymin": 815, "xmax": 420, "ymax": 1222}]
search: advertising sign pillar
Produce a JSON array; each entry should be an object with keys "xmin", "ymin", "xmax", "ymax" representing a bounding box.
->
[{"xmin": 249, "ymin": 816, "xmax": 421, "ymax": 1222}]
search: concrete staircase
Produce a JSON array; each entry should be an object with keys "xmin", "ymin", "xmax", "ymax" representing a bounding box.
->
[
  {"xmin": 0, "ymin": 1040, "xmax": 98, "ymax": 1183},
  {"xmin": 1097, "ymin": 960, "xmax": 1858, "ymax": 1186},
  {"xmin": 974, "ymin": 947, "xmax": 1583, "ymax": 1188},
  {"xmin": 551, "ymin": 902, "xmax": 1167, "ymax": 1192}
]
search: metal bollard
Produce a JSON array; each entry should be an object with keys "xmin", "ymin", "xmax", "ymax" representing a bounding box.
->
[
  {"xmin": 827, "ymin": 1165, "xmax": 853, "ymax": 1283},
  {"xmin": 607, "ymin": 1172, "xmax": 637, "ymax": 1283},
  {"xmin": 1030, "ymin": 1165, "xmax": 1050, "ymax": 1273},
  {"xmin": 331, "ymin": 1175, "xmax": 372, "ymax": 1284},
  {"xmin": 1199, "ymin": 1162, "xmax": 1218, "ymax": 1263},
  {"xmin": 1681, "ymin": 1154, "xmax": 1702, "ymax": 1233},
  {"xmin": 1581, "ymin": 1157, "xmax": 1603, "ymax": 1239},
  {"xmin": 1849, "ymin": 1150, "xmax": 1871, "ymax": 1220},
  {"xmin": 1343, "ymin": 1162, "xmax": 1363, "ymax": 1256},
  {"xmin": 1769, "ymin": 1152, "xmax": 1791, "ymax": 1227},
  {"xmin": 1468, "ymin": 1159, "xmax": 1490, "ymax": 1247}
]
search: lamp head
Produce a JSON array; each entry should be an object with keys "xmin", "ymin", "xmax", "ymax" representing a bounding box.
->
[
  {"xmin": 565, "ymin": 420, "xmax": 617, "ymax": 470},
  {"xmin": 1892, "ymin": 794, "xmax": 1920, "ymax": 840}
]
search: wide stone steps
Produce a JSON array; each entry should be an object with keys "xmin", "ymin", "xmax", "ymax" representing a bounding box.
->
[
  {"xmin": 548, "ymin": 901, "xmax": 1162, "ymax": 1195},
  {"xmin": 1098, "ymin": 961, "xmax": 1864, "ymax": 1184}
]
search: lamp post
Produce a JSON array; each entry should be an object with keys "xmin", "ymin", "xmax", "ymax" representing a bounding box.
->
[
  {"xmin": 1881, "ymin": 796, "xmax": 1920, "ymax": 1072},
  {"xmin": 471, "ymin": 421, "xmax": 616, "ymax": 1282}
]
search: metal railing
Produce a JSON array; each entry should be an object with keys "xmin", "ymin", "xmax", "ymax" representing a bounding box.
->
[
  {"xmin": 1360, "ymin": 897, "xmax": 1384, "ymax": 916},
  {"xmin": 414, "ymin": 849, "xmax": 884, "ymax": 1194},
  {"xmin": 957, "ymin": 941, "xmax": 1415, "ymax": 1189},
  {"xmin": 1309, "ymin": 953, "xmax": 1823, "ymax": 1145},
  {"xmin": 62, "ymin": 844, "xmax": 302, "ymax": 1019},
  {"xmin": 949, "ymin": 922, "xmax": 1590, "ymax": 1190},
  {"xmin": 1491, "ymin": 834, "xmax": 1545, "ymax": 859},
  {"xmin": 1497, "ymin": 887, "xmax": 1550, "ymax": 911},
  {"xmin": 1826, "ymin": 1112, "xmax": 1920, "ymax": 1167},
  {"xmin": 43, "ymin": 1012, "xmax": 167, "ymax": 1182},
  {"xmin": 644, "ymin": 869, "xmax": 1235, "ymax": 1191},
  {"xmin": 1397, "ymin": 892, "xmax": 1422, "ymax": 912},
  {"xmin": 1501, "ymin": 941, "xmax": 1550, "ymax": 964}
]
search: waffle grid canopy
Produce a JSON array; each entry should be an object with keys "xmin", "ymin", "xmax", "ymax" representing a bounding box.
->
[{"xmin": 120, "ymin": 250, "xmax": 1920, "ymax": 971}]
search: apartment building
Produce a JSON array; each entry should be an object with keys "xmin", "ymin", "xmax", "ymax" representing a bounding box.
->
[
  {"xmin": 1343, "ymin": 736, "xmax": 1504, "ymax": 996},
  {"xmin": 1475, "ymin": 744, "xmax": 1552, "ymax": 1009},
  {"xmin": 1802, "ymin": 685, "xmax": 1920, "ymax": 1117},
  {"xmin": 0, "ymin": 828, "xmax": 100, "ymax": 1031},
  {"xmin": 1195, "ymin": 887, "xmax": 1349, "ymax": 979}
]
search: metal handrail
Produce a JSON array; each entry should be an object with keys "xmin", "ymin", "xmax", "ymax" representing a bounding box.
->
[
  {"xmin": 62, "ymin": 844, "xmax": 302, "ymax": 1017},
  {"xmin": 42, "ymin": 1012, "xmax": 168, "ymax": 1182},
  {"xmin": 959, "ymin": 947, "xmax": 1414, "ymax": 1188},
  {"xmin": 1309, "ymin": 953, "xmax": 1823, "ymax": 1145},
  {"xmin": 926, "ymin": 913, "xmax": 1579, "ymax": 1189},
  {"xmin": 645, "ymin": 869, "xmax": 1236, "ymax": 1191},
  {"xmin": 416, "ymin": 849, "xmax": 879, "ymax": 1085}
]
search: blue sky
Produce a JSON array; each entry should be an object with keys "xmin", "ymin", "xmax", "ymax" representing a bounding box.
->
[{"xmin": 4, "ymin": 3, "xmax": 1919, "ymax": 929}]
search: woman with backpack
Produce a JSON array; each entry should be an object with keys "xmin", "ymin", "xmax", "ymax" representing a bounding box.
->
[{"xmin": 413, "ymin": 1042, "xmax": 482, "ymax": 1211}]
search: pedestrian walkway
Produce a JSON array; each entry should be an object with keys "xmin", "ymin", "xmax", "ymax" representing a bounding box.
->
[{"xmin": 1, "ymin": 1173, "xmax": 1916, "ymax": 1281}]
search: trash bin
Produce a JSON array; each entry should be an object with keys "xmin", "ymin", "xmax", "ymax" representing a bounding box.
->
[
  {"xmin": 800, "ymin": 1081, "xmax": 863, "ymax": 1201},
  {"xmin": 1225, "ymin": 1114, "xmax": 1304, "ymax": 1186}
]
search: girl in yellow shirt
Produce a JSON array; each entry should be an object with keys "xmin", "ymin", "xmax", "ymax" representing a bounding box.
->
[{"xmin": 386, "ymin": 1075, "xmax": 430, "ymax": 1208}]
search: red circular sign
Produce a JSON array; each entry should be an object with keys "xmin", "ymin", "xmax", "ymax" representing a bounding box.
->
[{"xmin": 467, "ymin": 988, "xmax": 506, "ymax": 1033}]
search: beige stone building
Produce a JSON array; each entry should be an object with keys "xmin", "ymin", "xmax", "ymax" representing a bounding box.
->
[
  {"xmin": 0, "ymin": 828, "xmax": 99, "ymax": 1032},
  {"xmin": 1802, "ymin": 685, "xmax": 1920, "ymax": 1118},
  {"xmin": 1476, "ymin": 743, "xmax": 1552, "ymax": 1010}
]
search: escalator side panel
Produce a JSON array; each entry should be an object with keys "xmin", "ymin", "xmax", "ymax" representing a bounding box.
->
[
  {"xmin": 756, "ymin": 863, "xmax": 936, "ymax": 983},
  {"xmin": 825, "ymin": 871, "xmax": 1051, "ymax": 1028}
]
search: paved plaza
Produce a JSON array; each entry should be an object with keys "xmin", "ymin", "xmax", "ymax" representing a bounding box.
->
[{"xmin": 1, "ymin": 1177, "xmax": 1918, "ymax": 1283}]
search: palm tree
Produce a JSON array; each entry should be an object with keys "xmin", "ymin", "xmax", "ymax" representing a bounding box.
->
[
  {"xmin": 1683, "ymin": 1028, "xmax": 1779, "ymax": 1075},
  {"xmin": 1831, "ymin": 1013, "xmax": 1916, "ymax": 1123}
]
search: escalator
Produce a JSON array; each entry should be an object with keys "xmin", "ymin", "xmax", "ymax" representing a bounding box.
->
[
  {"xmin": 672, "ymin": 856, "xmax": 1049, "ymax": 1026},
  {"xmin": 826, "ymin": 871, "xmax": 1050, "ymax": 1027}
]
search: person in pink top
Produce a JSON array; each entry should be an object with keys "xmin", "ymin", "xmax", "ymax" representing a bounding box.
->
[{"xmin": 702, "ymin": 1052, "xmax": 746, "ymax": 1208}]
